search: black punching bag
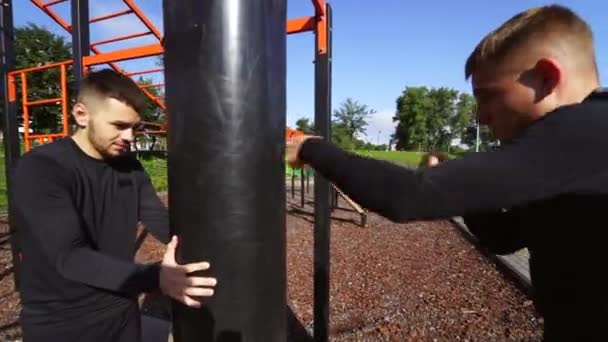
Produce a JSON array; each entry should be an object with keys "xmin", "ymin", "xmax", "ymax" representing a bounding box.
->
[{"xmin": 162, "ymin": 0, "xmax": 287, "ymax": 341}]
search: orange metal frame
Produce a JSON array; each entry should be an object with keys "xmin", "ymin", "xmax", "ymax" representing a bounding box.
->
[{"xmin": 12, "ymin": 0, "xmax": 328, "ymax": 151}]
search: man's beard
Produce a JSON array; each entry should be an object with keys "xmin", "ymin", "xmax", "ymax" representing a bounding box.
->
[{"xmin": 87, "ymin": 123, "xmax": 115, "ymax": 159}]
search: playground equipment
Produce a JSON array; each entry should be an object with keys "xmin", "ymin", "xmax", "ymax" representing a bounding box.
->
[
  {"xmin": 289, "ymin": 168, "xmax": 368, "ymax": 227},
  {"xmin": 333, "ymin": 185, "xmax": 368, "ymax": 227},
  {"xmin": 1, "ymin": 0, "xmax": 332, "ymax": 340}
]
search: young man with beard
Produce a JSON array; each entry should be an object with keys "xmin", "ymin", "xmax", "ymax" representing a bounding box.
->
[
  {"xmin": 287, "ymin": 5, "xmax": 608, "ymax": 341},
  {"xmin": 12, "ymin": 69, "xmax": 217, "ymax": 341}
]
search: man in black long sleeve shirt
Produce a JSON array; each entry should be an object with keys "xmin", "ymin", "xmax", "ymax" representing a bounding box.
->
[
  {"xmin": 12, "ymin": 69, "xmax": 217, "ymax": 341},
  {"xmin": 288, "ymin": 5, "xmax": 606, "ymax": 341}
]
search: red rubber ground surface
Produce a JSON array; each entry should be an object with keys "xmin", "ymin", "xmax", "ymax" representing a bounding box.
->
[{"xmin": 0, "ymin": 192, "xmax": 544, "ymax": 341}]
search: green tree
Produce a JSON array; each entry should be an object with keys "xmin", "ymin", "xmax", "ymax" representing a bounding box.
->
[
  {"xmin": 392, "ymin": 86, "xmax": 475, "ymax": 152},
  {"xmin": 425, "ymin": 87, "xmax": 458, "ymax": 150},
  {"xmin": 7, "ymin": 23, "xmax": 73, "ymax": 133},
  {"xmin": 136, "ymin": 76, "xmax": 165, "ymax": 124},
  {"xmin": 295, "ymin": 117, "xmax": 314, "ymax": 134},
  {"xmin": 393, "ymin": 86, "xmax": 431, "ymax": 150},
  {"xmin": 331, "ymin": 123, "xmax": 354, "ymax": 150},
  {"xmin": 462, "ymin": 122, "xmax": 499, "ymax": 151},
  {"xmin": 448, "ymin": 92, "xmax": 476, "ymax": 152},
  {"xmin": 333, "ymin": 98, "xmax": 376, "ymax": 141}
]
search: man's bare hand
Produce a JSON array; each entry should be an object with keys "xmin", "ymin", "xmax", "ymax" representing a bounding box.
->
[
  {"xmin": 159, "ymin": 235, "xmax": 216, "ymax": 308},
  {"xmin": 286, "ymin": 135, "xmax": 320, "ymax": 168}
]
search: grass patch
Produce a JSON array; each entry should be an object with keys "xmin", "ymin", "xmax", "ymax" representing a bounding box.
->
[
  {"xmin": 355, "ymin": 150, "xmax": 424, "ymax": 167},
  {"xmin": 139, "ymin": 156, "xmax": 168, "ymax": 192},
  {"xmin": 134, "ymin": 150, "xmax": 436, "ymax": 190},
  {"xmin": 0, "ymin": 148, "xmax": 456, "ymax": 211}
]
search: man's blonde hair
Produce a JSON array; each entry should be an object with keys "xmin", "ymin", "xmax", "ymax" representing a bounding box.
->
[{"xmin": 465, "ymin": 5, "xmax": 598, "ymax": 80}]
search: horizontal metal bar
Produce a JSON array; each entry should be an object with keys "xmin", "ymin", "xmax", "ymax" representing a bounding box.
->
[
  {"xmin": 91, "ymin": 31, "xmax": 151, "ymax": 47},
  {"xmin": 42, "ymin": 0, "xmax": 68, "ymax": 7},
  {"xmin": 25, "ymin": 98, "xmax": 62, "ymax": 106},
  {"xmin": 140, "ymin": 121, "xmax": 164, "ymax": 128},
  {"xmin": 125, "ymin": 68, "xmax": 164, "ymax": 76},
  {"xmin": 27, "ymin": 133, "xmax": 66, "ymax": 139},
  {"xmin": 83, "ymin": 43, "xmax": 163, "ymax": 66},
  {"xmin": 8, "ymin": 61, "xmax": 72, "ymax": 75},
  {"xmin": 136, "ymin": 130, "xmax": 166, "ymax": 135},
  {"xmin": 122, "ymin": 0, "xmax": 162, "ymax": 40},
  {"xmin": 89, "ymin": 9, "xmax": 132, "ymax": 24},
  {"xmin": 29, "ymin": 0, "xmax": 71, "ymax": 34},
  {"xmin": 139, "ymin": 82, "xmax": 164, "ymax": 89},
  {"xmin": 287, "ymin": 16, "xmax": 315, "ymax": 34}
]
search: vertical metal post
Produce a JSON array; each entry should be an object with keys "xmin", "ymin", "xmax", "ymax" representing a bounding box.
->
[
  {"xmin": 163, "ymin": 0, "xmax": 287, "ymax": 340},
  {"xmin": 291, "ymin": 171, "xmax": 295, "ymax": 198},
  {"xmin": 300, "ymin": 168, "xmax": 305, "ymax": 207},
  {"xmin": 475, "ymin": 119, "xmax": 480, "ymax": 152},
  {"xmin": 71, "ymin": 0, "xmax": 89, "ymax": 84},
  {"xmin": 0, "ymin": 0, "xmax": 21, "ymax": 289},
  {"xmin": 333, "ymin": 187, "xmax": 338, "ymax": 210},
  {"xmin": 313, "ymin": 3, "xmax": 332, "ymax": 341},
  {"xmin": 306, "ymin": 168, "xmax": 310, "ymax": 193}
]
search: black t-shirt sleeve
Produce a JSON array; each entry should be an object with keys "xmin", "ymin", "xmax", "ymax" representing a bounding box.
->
[
  {"xmin": 298, "ymin": 134, "xmax": 573, "ymax": 222},
  {"xmin": 134, "ymin": 165, "xmax": 170, "ymax": 244},
  {"xmin": 12, "ymin": 154, "xmax": 161, "ymax": 295}
]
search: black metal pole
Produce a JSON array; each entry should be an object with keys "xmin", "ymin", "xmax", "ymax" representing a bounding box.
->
[
  {"xmin": 291, "ymin": 171, "xmax": 295, "ymax": 198},
  {"xmin": 333, "ymin": 187, "xmax": 338, "ymax": 210},
  {"xmin": 306, "ymin": 168, "xmax": 310, "ymax": 193},
  {"xmin": 70, "ymin": 0, "xmax": 89, "ymax": 84},
  {"xmin": 163, "ymin": 1, "xmax": 287, "ymax": 340},
  {"xmin": 313, "ymin": 3, "xmax": 332, "ymax": 342},
  {"xmin": 300, "ymin": 168, "xmax": 305, "ymax": 207},
  {"xmin": 0, "ymin": 0, "xmax": 21, "ymax": 290}
]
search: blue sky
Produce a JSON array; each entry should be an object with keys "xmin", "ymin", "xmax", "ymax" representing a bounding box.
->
[{"xmin": 14, "ymin": 1, "xmax": 608, "ymax": 144}]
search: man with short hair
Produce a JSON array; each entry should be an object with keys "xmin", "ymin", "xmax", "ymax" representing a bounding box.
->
[
  {"xmin": 288, "ymin": 5, "xmax": 608, "ymax": 341},
  {"xmin": 12, "ymin": 69, "xmax": 217, "ymax": 341}
]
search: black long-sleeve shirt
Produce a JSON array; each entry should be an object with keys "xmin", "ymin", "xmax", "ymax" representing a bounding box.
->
[
  {"xmin": 11, "ymin": 137, "xmax": 170, "ymax": 336},
  {"xmin": 299, "ymin": 90, "xmax": 608, "ymax": 341},
  {"xmin": 462, "ymin": 209, "xmax": 527, "ymax": 255}
]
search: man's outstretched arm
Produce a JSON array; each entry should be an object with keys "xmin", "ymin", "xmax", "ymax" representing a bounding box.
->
[{"xmin": 293, "ymin": 135, "xmax": 576, "ymax": 222}]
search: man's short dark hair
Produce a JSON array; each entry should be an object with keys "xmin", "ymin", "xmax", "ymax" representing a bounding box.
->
[
  {"xmin": 465, "ymin": 5, "xmax": 597, "ymax": 80},
  {"xmin": 76, "ymin": 68, "xmax": 147, "ymax": 114}
]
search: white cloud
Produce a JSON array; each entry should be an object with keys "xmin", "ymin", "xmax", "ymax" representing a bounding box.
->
[{"xmin": 361, "ymin": 108, "xmax": 396, "ymax": 145}]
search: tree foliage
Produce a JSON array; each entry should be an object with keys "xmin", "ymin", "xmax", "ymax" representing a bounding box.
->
[
  {"xmin": 333, "ymin": 97, "xmax": 376, "ymax": 141},
  {"xmin": 136, "ymin": 76, "xmax": 165, "ymax": 124},
  {"xmin": 461, "ymin": 122, "xmax": 499, "ymax": 151},
  {"xmin": 392, "ymin": 86, "xmax": 477, "ymax": 151},
  {"xmin": 3, "ymin": 24, "xmax": 166, "ymax": 137},
  {"xmin": 329, "ymin": 98, "xmax": 377, "ymax": 150},
  {"xmin": 295, "ymin": 117, "xmax": 314, "ymax": 134}
]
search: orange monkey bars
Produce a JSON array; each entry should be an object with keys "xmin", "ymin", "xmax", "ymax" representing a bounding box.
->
[
  {"xmin": 10, "ymin": 0, "xmax": 328, "ymax": 152},
  {"xmin": 6, "ymin": 61, "xmax": 71, "ymax": 151},
  {"xmin": 29, "ymin": 0, "xmax": 166, "ymax": 111}
]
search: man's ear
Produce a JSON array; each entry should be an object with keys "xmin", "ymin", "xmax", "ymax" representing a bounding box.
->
[
  {"xmin": 72, "ymin": 102, "xmax": 89, "ymax": 128},
  {"xmin": 535, "ymin": 57, "xmax": 562, "ymax": 97}
]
